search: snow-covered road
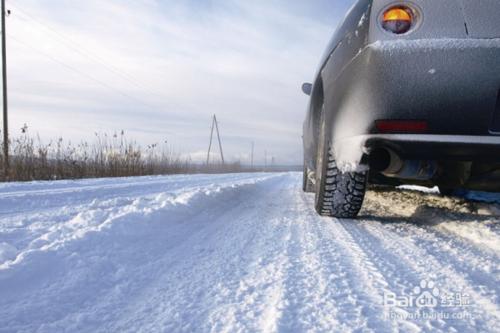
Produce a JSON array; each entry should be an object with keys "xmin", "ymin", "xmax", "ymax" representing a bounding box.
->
[{"xmin": 0, "ymin": 173, "xmax": 499, "ymax": 333}]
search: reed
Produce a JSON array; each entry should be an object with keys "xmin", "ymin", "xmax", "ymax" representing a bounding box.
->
[{"xmin": 0, "ymin": 125, "xmax": 247, "ymax": 181}]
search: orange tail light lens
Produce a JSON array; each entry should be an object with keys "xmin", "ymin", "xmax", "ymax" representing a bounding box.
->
[{"xmin": 382, "ymin": 6, "xmax": 413, "ymax": 34}]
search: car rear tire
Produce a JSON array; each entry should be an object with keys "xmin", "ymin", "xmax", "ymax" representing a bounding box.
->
[{"xmin": 314, "ymin": 105, "xmax": 367, "ymax": 218}]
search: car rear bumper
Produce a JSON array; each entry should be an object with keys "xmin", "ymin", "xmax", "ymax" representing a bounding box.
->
[
  {"xmin": 364, "ymin": 134, "xmax": 500, "ymax": 161},
  {"xmin": 323, "ymin": 38, "xmax": 500, "ymax": 143},
  {"xmin": 332, "ymin": 134, "xmax": 500, "ymax": 172}
]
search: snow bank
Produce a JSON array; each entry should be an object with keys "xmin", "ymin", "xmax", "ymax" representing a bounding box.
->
[{"xmin": 0, "ymin": 173, "xmax": 499, "ymax": 332}]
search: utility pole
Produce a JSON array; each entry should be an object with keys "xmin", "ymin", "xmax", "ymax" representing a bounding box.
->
[
  {"xmin": 206, "ymin": 116, "xmax": 215, "ymax": 165},
  {"xmin": 1, "ymin": 0, "xmax": 8, "ymax": 179},
  {"xmin": 206, "ymin": 115, "xmax": 225, "ymax": 165},
  {"xmin": 250, "ymin": 141, "xmax": 254, "ymax": 169},
  {"xmin": 214, "ymin": 115, "xmax": 224, "ymax": 164}
]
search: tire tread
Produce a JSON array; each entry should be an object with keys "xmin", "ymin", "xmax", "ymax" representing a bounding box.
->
[{"xmin": 316, "ymin": 149, "xmax": 367, "ymax": 218}]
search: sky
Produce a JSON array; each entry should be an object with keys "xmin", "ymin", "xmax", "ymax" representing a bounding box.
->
[{"xmin": 4, "ymin": 0, "xmax": 355, "ymax": 165}]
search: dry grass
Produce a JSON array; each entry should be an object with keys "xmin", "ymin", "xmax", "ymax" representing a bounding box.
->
[{"xmin": 0, "ymin": 126, "xmax": 246, "ymax": 182}]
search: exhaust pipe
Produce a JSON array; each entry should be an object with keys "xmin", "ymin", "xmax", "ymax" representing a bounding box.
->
[{"xmin": 370, "ymin": 148, "xmax": 438, "ymax": 181}]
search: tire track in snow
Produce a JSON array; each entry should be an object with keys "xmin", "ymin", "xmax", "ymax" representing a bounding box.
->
[
  {"xmin": 275, "ymin": 192, "xmax": 345, "ymax": 332},
  {"xmin": 108, "ymin": 174, "xmax": 293, "ymax": 333},
  {"xmin": 201, "ymin": 179, "xmax": 295, "ymax": 333},
  {"xmin": 322, "ymin": 218, "xmax": 421, "ymax": 332},
  {"xmin": 278, "ymin": 192, "xmax": 415, "ymax": 332},
  {"xmin": 357, "ymin": 220, "xmax": 500, "ymax": 332},
  {"xmin": 316, "ymin": 220, "xmax": 403, "ymax": 332},
  {"xmin": 335, "ymin": 217, "xmax": 490, "ymax": 333},
  {"xmin": 380, "ymin": 222, "xmax": 500, "ymax": 306}
]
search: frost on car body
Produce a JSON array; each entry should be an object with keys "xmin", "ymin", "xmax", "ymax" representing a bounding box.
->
[{"xmin": 302, "ymin": 0, "xmax": 500, "ymax": 218}]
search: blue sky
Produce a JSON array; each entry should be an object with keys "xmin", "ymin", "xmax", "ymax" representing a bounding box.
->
[{"xmin": 5, "ymin": 0, "xmax": 354, "ymax": 165}]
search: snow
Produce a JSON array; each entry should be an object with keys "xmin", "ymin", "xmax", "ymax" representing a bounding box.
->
[
  {"xmin": 0, "ymin": 242, "xmax": 17, "ymax": 263},
  {"xmin": 332, "ymin": 134, "xmax": 500, "ymax": 173},
  {"xmin": 357, "ymin": 12, "xmax": 367, "ymax": 28},
  {"xmin": 1, "ymin": 173, "xmax": 499, "ymax": 332},
  {"xmin": 398, "ymin": 185, "xmax": 440, "ymax": 194},
  {"xmin": 370, "ymin": 38, "xmax": 500, "ymax": 54}
]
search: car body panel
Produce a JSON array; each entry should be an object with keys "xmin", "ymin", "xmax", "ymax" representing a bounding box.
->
[
  {"xmin": 368, "ymin": 0, "xmax": 468, "ymax": 42},
  {"xmin": 303, "ymin": 0, "xmax": 500, "ymax": 191},
  {"xmin": 303, "ymin": 0, "xmax": 372, "ymax": 171},
  {"xmin": 460, "ymin": 0, "xmax": 500, "ymax": 38}
]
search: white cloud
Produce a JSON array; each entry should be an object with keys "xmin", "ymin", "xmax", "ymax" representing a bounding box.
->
[{"xmin": 3, "ymin": 0, "xmax": 354, "ymax": 165}]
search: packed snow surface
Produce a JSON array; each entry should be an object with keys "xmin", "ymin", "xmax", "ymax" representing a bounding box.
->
[{"xmin": 0, "ymin": 173, "xmax": 499, "ymax": 333}]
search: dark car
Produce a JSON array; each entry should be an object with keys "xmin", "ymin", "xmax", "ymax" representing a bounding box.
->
[{"xmin": 302, "ymin": 0, "xmax": 500, "ymax": 218}]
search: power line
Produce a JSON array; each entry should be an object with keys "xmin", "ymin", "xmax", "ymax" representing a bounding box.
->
[
  {"xmin": 8, "ymin": 34, "xmax": 159, "ymax": 110},
  {"xmin": 6, "ymin": 0, "xmax": 165, "ymax": 99},
  {"xmin": 6, "ymin": 0, "xmax": 148, "ymax": 88}
]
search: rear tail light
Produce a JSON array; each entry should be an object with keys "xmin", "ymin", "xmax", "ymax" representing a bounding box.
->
[
  {"xmin": 376, "ymin": 120, "xmax": 428, "ymax": 133},
  {"xmin": 381, "ymin": 6, "xmax": 414, "ymax": 34}
]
